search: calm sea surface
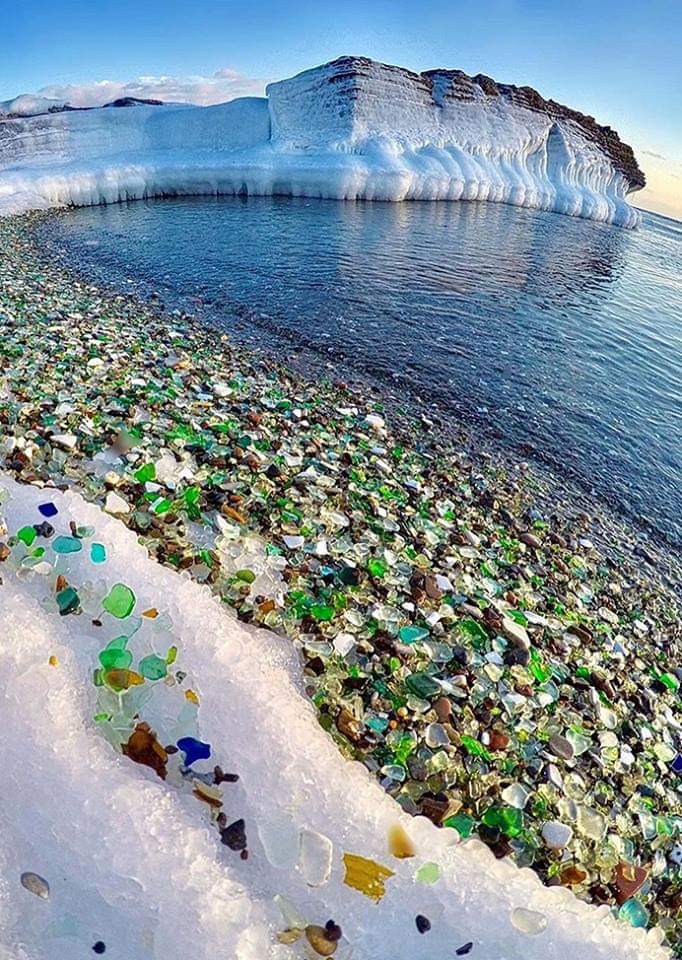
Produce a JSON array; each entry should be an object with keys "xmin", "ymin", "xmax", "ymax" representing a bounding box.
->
[{"xmin": 44, "ymin": 198, "xmax": 682, "ymax": 550}]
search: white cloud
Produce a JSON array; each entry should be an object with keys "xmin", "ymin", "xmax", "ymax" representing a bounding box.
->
[{"xmin": 35, "ymin": 68, "xmax": 267, "ymax": 108}]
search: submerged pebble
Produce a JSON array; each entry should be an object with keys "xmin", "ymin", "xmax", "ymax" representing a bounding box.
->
[{"xmin": 305, "ymin": 923, "xmax": 340, "ymax": 956}]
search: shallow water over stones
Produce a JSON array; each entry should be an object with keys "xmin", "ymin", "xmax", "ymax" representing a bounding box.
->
[{"xmin": 43, "ymin": 197, "xmax": 682, "ymax": 550}]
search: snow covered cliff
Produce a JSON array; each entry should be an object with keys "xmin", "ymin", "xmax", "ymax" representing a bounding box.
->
[{"xmin": 0, "ymin": 56, "xmax": 644, "ymax": 226}]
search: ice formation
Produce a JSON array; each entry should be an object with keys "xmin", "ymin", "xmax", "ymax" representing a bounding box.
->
[
  {"xmin": 0, "ymin": 474, "xmax": 668, "ymax": 959},
  {"xmin": 0, "ymin": 56, "xmax": 643, "ymax": 226}
]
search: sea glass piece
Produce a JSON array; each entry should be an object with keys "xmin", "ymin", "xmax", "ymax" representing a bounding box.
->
[
  {"xmin": 123, "ymin": 722, "xmax": 167, "ymax": 780},
  {"xmin": 510, "ymin": 907, "xmax": 547, "ymax": 935},
  {"xmin": 53, "ymin": 536, "xmax": 82, "ymax": 554},
  {"xmin": 298, "ymin": 829, "xmax": 333, "ymax": 886},
  {"xmin": 444, "ymin": 813, "xmax": 474, "ymax": 838},
  {"xmin": 399, "ymin": 626, "xmax": 429, "ymax": 644},
  {"xmin": 460, "ymin": 735, "xmax": 490, "ymax": 759},
  {"xmin": 576, "ymin": 805, "xmax": 606, "ymax": 841},
  {"xmin": 388, "ymin": 822, "xmax": 416, "ymax": 859},
  {"xmin": 91, "ymin": 543, "xmax": 107, "ymax": 564},
  {"xmin": 17, "ymin": 526, "xmax": 37, "ymax": 546},
  {"xmin": 138, "ymin": 654, "xmax": 168, "ymax": 680},
  {"xmin": 102, "ymin": 583, "xmax": 136, "ymax": 618},
  {"xmin": 619, "ymin": 899, "xmax": 649, "ymax": 928},
  {"xmin": 425, "ymin": 723, "xmax": 450, "ymax": 748},
  {"xmin": 483, "ymin": 806, "xmax": 524, "ymax": 837},
  {"xmin": 134, "ymin": 462, "xmax": 156, "ymax": 483},
  {"xmin": 458, "ymin": 618, "xmax": 489, "ymax": 648},
  {"xmin": 220, "ymin": 818, "xmax": 247, "ymax": 850},
  {"xmin": 177, "ymin": 736, "xmax": 211, "ymax": 766},
  {"xmin": 381, "ymin": 764, "xmax": 406, "ymax": 782},
  {"xmin": 614, "ymin": 862, "xmax": 648, "ymax": 902},
  {"xmin": 342, "ymin": 853, "xmax": 394, "ymax": 902},
  {"xmin": 103, "ymin": 669, "xmax": 144, "ymax": 692},
  {"xmin": 415, "ymin": 861, "xmax": 440, "ymax": 884},
  {"xmin": 56, "ymin": 587, "xmax": 79, "ymax": 615},
  {"xmin": 258, "ymin": 814, "xmax": 299, "ymax": 869},
  {"xmin": 99, "ymin": 644, "xmax": 133, "ymax": 670},
  {"xmin": 192, "ymin": 782, "xmax": 223, "ymax": 807},
  {"xmin": 501, "ymin": 783, "xmax": 530, "ymax": 809},
  {"xmin": 38, "ymin": 502, "xmax": 58, "ymax": 518},
  {"xmin": 311, "ymin": 603, "xmax": 334, "ymax": 622},
  {"xmin": 405, "ymin": 672, "xmax": 440, "ymax": 699}
]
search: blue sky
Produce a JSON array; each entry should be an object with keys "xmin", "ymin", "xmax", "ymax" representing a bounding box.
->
[{"xmin": 2, "ymin": 0, "xmax": 680, "ymax": 216}]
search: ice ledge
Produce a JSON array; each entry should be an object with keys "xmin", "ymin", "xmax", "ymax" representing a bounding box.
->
[{"xmin": 0, "ymin": 56, "xmax": 644, "ymax": 227}]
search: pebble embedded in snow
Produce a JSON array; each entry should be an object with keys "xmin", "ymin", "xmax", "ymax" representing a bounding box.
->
[
  {"xmin": 510, "ymin": 907, "xmax": 548, "ymax": 936},
  {"xmin": 298, "ymin": 829, "xmax": 333, "ymax": 887},
  {"xmin": 20, "ymin": 871, "xmax": 50, "ymax": 899}
]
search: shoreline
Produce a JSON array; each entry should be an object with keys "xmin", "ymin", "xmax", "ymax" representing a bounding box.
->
[
  {"xmin": 1, "ymin": 210, "xmax": 681, "ymax": 951},
  {"xmin": 36, "ymin": 204, "xmax": 682, "ymax": 585}
]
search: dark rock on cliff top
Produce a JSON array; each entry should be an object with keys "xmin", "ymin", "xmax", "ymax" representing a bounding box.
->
[{"xmin": 101, "ymin": 97, "xmax": 165, "ymax": 108}]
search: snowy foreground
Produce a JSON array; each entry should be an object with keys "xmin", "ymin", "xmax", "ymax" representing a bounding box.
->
[
  {"xmin": 0, "ymin": 57, "xmax": 642, "ymax": 226},
  {"xmin": 0, "ymin": 473, "xmax": 666, "ymax": 960}
]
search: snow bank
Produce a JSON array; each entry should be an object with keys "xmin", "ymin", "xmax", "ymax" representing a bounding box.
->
[
  {"xmin": 0, "ymin": 57, "xmax": 642, "ymax": 226},
  {"xmin": 0, "ymin": 473, "xmax": 667, "ymax": 959}
]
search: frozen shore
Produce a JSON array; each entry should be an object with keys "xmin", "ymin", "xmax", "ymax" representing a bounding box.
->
[
  {"xmin": 0, "ymin": 474, "xmax": 668, "ymax": 960},
  {"xmin": 0, "ymin": 57, "xmax": 643, "ymax": 226}
]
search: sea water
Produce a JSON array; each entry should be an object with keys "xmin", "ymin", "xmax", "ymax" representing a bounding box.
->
[{"xmin": 44, "ymin": 197, "xmax": 682, "ymax": 549}]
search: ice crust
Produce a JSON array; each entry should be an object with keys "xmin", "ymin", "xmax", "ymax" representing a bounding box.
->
[
  {"xmin": 0, "ymin": 474, "xmax": 667, "ymax": 959},
  {"xmin": 0, "ymin": 59, "xmax": 641, "ymax": 226}
]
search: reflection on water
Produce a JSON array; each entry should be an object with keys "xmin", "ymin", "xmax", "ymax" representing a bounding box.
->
[{"xmin": 46, "ymin": 197, "xmax": 682, "ymax": 547}]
